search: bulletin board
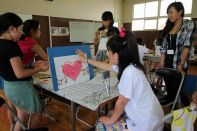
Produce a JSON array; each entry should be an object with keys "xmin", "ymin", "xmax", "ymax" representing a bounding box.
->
[{"xmin": 47, "ymin": 45, "xmax": 94, "ymax": 91}]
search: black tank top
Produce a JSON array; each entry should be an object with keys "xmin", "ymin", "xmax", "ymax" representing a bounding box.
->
[{"xmin": 165, "ymin": 34, "xmax": 177, "ymax": 68}]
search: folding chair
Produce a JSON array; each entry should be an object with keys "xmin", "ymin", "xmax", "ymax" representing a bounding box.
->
[
  {"xmin": 152, "ymin": 103, "xmax": 197, "ymax": 131},
  {"xmin": 151, "ymin": 68, "xmax": 185, "ymax": 111},
  {"xmin": 0, "ymin": 96, "xmax": 48, "ymax": 131}
]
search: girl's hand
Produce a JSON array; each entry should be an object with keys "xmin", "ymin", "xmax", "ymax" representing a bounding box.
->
[
  {"xmin": 35, "ymin": 62, "xmax": 49, "ymax": 72},
  {"xmin": 33, "ymin": 60, "xmax": 48, "ymax": 67},
  {"xmin": 158, "ymin": 54, "xmax": 165, "ymax": 70},
  {"xmin": 99, "ymin": 116, "xmax": 114, "ymax": 125},
  {"xmin": 177, "ymin": 64, "xmax": 184, "ymax": 73},
  {"xmin": 158, "ymin": 59, "xmax": 165, "ymax": 69},
  {"xmin": 95, "ymin": 30, "xmax": 100, "ymax": 39},
  {"xmin": 75, "ymin": 50, "xmax": 87, "ymax": 63}
]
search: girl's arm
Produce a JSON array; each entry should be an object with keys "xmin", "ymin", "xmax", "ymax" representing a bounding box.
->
[
  {"xmin": 31, "ymin": 44, "xmax": 48, "ymax": 61},
  {"xmin": 99, "ymin": 95, "xmax": 129, "ymax": 125},
  {"xmin": 94, "ymin": 30, "xmax": 100, "ymax": 46},
  {"xmin": 177, "ymin": 47, "xmax": 190, "ymax": 72},
  {"xmin": 177, "ymin": 21, "xmax": 195, "ymax": 72},
  {"xmin": 180, "ymin": 47, "xmax": 190, "ymax": 65},
  {"xmin": 160, "ymin": 36, "xmax": 168, "ymax": 69},
  {"xmin": 10, "ymin": 56, "xmax": 48, "ymax": 79},
  {"xmin": 160, "ymin": 53, "xmax": 165, "ymax": 69},
  {"xmin": 76, "ymin": 50, "xmax": 113, "ymax": 71}
]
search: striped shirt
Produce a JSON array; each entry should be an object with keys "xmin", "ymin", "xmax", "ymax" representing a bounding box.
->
[{"xmin": 161, "ymin": 19, "xmax": 196, "ymax": 69}]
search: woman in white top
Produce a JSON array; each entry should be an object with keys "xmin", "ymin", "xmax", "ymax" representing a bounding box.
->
[
  {"xmin": 76, "ymin": 29, "xmax": 164, "ymax": 131},
  {"xmin": 94, "ymin": 11, "xmax": 119, "ymax": 61},
  {"xmin": 136, "ymin": 37, "xmax": 154, "ymax": 65}
]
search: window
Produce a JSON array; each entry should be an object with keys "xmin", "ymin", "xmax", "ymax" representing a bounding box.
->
[
  {"xmin": 132, "ymin": 0, "xmax": 193, "ymax": 31},
  {"xmin": 145, "ymin": 20, "xmax": 157, "ymax": 29},
  {"xmin": 145, "ymin": 1, "xmax": 158, "ymax": 17},
  {"xmin": 160, "ymin": 0, "xmax": 192, "ymax": 16},
  {"xmin": 160, "ymin": 0, "xmax": 175, "ymax": 16},
  {"xmin": 132, "ymin": 1, "xmax": 158, "ymax": 30},
  {"xmin": 176, "ymin": 0, "xmax": 192, "ymax": 14},
  {"xmin": 158, "ymin": 18, "xmax": 167, "ymax": 30},
  {"xmin": 114, "ymin": 22, "xmax": 119, "ymax": 28},
  {"xmin": 132, "ymin": 20, "xmax": 144, "ymax": 31},
  {"xmin": 133, "ymin": 3, "xmax": 145, "ymax": 18},
  {"xmin": 184, "ymin": 17, "xmax": 191, "ymax": 20}
]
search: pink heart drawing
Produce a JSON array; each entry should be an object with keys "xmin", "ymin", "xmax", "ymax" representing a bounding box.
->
[{"xmin": 62, "ymin": 61, "xmax": 82, "ymax": 81}]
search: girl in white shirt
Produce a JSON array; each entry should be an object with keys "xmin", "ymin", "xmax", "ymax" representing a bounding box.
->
[
  {"xmin": 136, "ymin": 37, "xmax": 154, "ymax": 65},
  {"xmin": 76, "ymin": 29, "xmax": 164, "ymax": 131},
  {"xmin": 94, "ymin": 11, "xmax": 119, "ymax": 61}
]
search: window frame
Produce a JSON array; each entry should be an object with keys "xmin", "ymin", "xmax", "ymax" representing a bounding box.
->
[{"xmin": 132, "ymin": 0, "xmax": 193, "ymax": 31}]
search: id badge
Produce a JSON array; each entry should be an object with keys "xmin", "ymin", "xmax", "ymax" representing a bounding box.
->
[{"xmin": 167, "ymin": 49, "xmax": 174, "ymax": 55}]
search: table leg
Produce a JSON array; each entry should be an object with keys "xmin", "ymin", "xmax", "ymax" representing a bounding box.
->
[
  {"xmin": 147, "ymin": 59, "xmax": 151, "ymax": 81},
  {"xmin": 96, "ymin": 107, "xmax": 100, "ymax": 121},
  {"xmin": 104, "ymin": 104, "xmax": 108, "ymax": 115},
  {"xmin": 71, "ymin": 102, "xmax": 76, "ymax": 131}
]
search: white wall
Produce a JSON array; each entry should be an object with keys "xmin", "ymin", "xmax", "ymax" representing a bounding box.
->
[
  {"xmin": 191, "ymin": 0, "xmax": 197, "ymax": 18},
  {"xmin": 0, "ymin": 0, "xmax": 122, "ymax": 23},
  {"xmin": 123, "ymin": 0, "xmax": 146, "ymax": 23},
  {"xmin": 114, "ymin": 0, "xmax": 123, "ymax": 26},
  {"xmin": 123, "ymin": 0, "xmax": 197, "ymax": 23}
]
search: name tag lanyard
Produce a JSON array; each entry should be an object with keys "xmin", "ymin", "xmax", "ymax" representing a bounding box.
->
[
  {"xmin": 169, "ymin": 34, "xmax": 173, "ymax": 49},
  {"xmin": 169, "ymin": 23, "xmax": 182, "ymax": 50}
]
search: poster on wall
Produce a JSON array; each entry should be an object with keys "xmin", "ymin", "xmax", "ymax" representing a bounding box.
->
[
  {"xmin": 51, "ymin": 27, "xmax": 59, "ymax": 36},
  {"xmin": 47, "ymin": 45, "xmax": 94, "ymax": 91},
  {"xmin": 59, "ymin": 27, "xmax": 69, "ymax": 36},
  {"xmin": 51, "ymin": 27, "xmax": 69, "ymax": 36}
]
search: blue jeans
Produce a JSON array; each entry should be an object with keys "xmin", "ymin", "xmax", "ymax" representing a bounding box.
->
[{"xmin": 96, "ymin": 50, "xmax": 107, "ymax": 61}]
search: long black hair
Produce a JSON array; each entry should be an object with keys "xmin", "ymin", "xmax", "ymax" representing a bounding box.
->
[
  {"xmin": 162, "ymin": 2, "xmax": 184, "ymax": 38},
  {"xmin": 107, "ymin": 31, "xmax": 144, "ymax": 80},
  {"xmin": 99, "ymin": 11, "xmax": 114, "ymax": 31},
  {"xmin": 0, "ymin": 12, "xmax": 23, "ymax": 36},
  {"xmin": 20, "ymin": 19, "xmax": 40, "ymax": 40},
  {"xmin": 155, "ymin": 30, "xmax": 163, "ymax": 46}
]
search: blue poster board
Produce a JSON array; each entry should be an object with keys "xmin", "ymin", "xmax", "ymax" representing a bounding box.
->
[{"xmin": 48, "ymin": 45, "xmax": 94, "ymax": 91}]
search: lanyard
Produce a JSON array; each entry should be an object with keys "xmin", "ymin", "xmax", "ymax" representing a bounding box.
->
[
  {"xmin": 169, "ymin": 23, "xmax": 182, "ymax": 49},
  {"xmin": 169, "ymin": 34, "xmax": 175, "ymax": 49},
  {"xmin": 169, "ymin": 34, "xmax": 173, "ymax": 49}
]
